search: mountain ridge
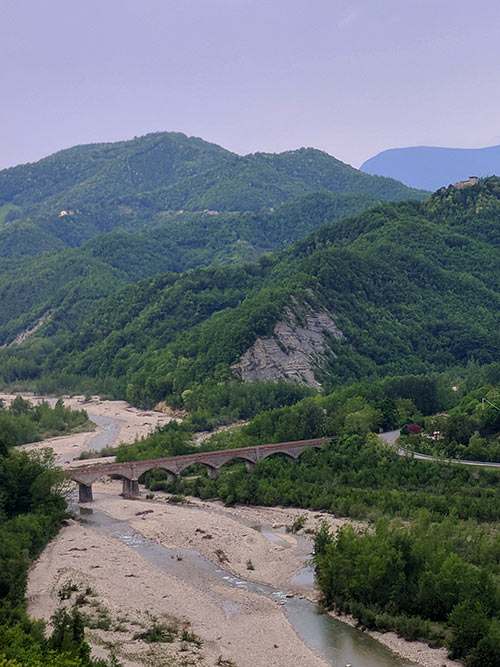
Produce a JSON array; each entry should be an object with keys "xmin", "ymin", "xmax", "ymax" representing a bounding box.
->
[
  {"xmin": 0, "ymin": 132, "xmax": 429, "ymax": 349},
  {"xmin": 0, "ymin": 131, "xmax": 428, "ymax": 259},
  {"xmin": 361, "ymin": 144, "xmax": 500, "ymax": 191}
]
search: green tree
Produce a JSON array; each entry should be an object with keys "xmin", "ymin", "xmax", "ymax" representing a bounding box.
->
[
  {"xmin": 48, "ymin": 609, "xmax": 90, "ymax": 663},
  {"xmin": 468, "ymin": 619, "xmax": 500, "ymax": 667},
  {"xmin": 448, "ymin": 600, "xmax": 489, "ymax": 659}
]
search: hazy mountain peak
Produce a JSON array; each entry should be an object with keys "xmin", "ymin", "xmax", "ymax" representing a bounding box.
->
[{"xmin": 361, "ymin": 144, "xmax": 500, "ymax": 191}]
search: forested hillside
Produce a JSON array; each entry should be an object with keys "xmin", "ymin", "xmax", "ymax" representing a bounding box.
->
[
  {"xmin": 0, "ymin": 131, "xmax": 426, "ymax": 259},
  {"xmin": 0, "ymin": 191, "xmax": 382, "ymax": 346},
  {"xmin": 4, "ymin": 177, "xmax": 498, "ymax": 414},
  {"xmin": 0, "ymin": 130, "xmax": 427, "ymax": 346}
]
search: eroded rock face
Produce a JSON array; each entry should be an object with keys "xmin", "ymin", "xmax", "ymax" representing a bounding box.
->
[
  {"xmin": 232, "ymin": 305, "xmax": 343, "ymax": 389},
  {"xmin": 6, "ymin": 312, "xmax": 52, "ymax": 347}
]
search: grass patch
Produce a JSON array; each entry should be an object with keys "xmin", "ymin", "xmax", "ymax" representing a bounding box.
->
[
  {"xmin": 180, "ymin": 628, "xmax": 203, "ymax": 646},
  {"xmin": 217, "ymin": 657, "xmax": 238, "ymax": 667},
  {"xmin": 133, "ymin": 623, "xmax": 178, "ymax": 643}
]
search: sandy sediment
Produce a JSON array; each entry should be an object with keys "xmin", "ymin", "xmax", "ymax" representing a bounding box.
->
[
  {"xmin": 28, "ymin": 482, "xmax": 328, "ymax": 667},
  {"xmin": 91, "ymin": 483, "xmax": 344, "ymax": 592}
]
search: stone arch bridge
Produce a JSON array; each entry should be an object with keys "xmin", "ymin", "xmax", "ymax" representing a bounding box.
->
[{"xmin": 67, "ymin": 437, "xmax": 331, "ymax": 502}]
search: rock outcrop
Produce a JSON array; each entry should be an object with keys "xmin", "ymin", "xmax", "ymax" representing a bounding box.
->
[
  {"xmin": 6, "ymin": 312, "xmax": 52, "ymax": 347},
  {"xmin": 232, "ymin": 303, "xmax": 343, "ymax": 388}
]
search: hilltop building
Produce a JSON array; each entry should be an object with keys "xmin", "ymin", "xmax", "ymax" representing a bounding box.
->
[{"xmin": 454, "ymin": 176, "xmax": 479, "ymax": 189}]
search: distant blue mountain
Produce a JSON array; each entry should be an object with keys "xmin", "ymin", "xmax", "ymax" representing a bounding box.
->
[{"xmin": 360, "ymin": 145, "xmax": 500, "ymax": 191}]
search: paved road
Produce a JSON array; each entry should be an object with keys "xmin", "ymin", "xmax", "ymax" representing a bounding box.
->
[{"xmin": 378, "ymin": 429, "xmax": 500, "ymax": 469}]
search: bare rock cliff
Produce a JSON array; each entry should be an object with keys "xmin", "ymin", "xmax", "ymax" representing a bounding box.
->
[{"xmin": 232, "ymin": 305, "xmax": 342, "ymax": 388}]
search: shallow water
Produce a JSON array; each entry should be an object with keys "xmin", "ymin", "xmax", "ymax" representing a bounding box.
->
[
  {"xmin": 81, "ymin": 507, "xmax": 416, "ymax": 667},
  {"xmin": 84, "ymin": 413, "xmax": 123, "ymax": 452},
  {"xmin": 290, "ymin": 563, "xmax": 315, "ymax": 587}
]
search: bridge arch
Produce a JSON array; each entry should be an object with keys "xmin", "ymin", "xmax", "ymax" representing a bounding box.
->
[
  {"xmin": 137, "ymin": 465, "xmax": 179, "ymax": 489},
  {"xmin": 260, "ymin": 448, "xmax": 301, "ymax": 462},
  {"xmin": 227, "ymin": 454, "xmax": 256, "ymax": 465},
  {"xmin": 177, "ymin": 460, "xmax": 221, "ymax": 479},
  {"xmin": 259, "ymin": 444, "xmax": 322, "ymax": 463},
  {"xmin": 136, "ymin": 463, "xmax": 178, "ymax": 478},
  {"xmin": 229, "ymin": 455, "xmax": 258, "ymax": 471}
]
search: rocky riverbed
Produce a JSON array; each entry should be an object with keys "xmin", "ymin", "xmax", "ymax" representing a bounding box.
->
[{"xmin": 3, "ymin": 393, "xmax": 462, "ymax": 667}]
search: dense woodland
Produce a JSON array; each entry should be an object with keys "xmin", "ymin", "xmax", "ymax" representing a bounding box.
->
[
  {"xmin": 2, "ymin": 178, "xmax": 500, "ymax": 423},
  {"xmin": 112, "ymin": 371, "xmax": 446, "ymax": 462},
  {"xmin": 0, "ymin": 132, "xmax": 423, "ymax": 347},
  {"xmin": 0, "ymin": 191, "xmax": 382, "ymax": 347},
  {"xmin": 314, "ymin": 515, "xmax": 500, "ymax": 666},
  {"xmin": 0, "ymin": 405, "xmax": 112, "ymax": 666},
  {"xmin": 0, "ymin": 132, "xmax": 425, "ymax": 253}
]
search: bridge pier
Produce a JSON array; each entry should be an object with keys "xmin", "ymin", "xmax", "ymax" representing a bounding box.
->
[
  {"xmin": 78, "ymin": 483, "xmax": 93, "ymax": 503},
  {"xmin": 121, "ymin": 478, "xmax": 140, "ymax": 497},
  {"xmin": 166, "ymin": 472, "xmax": 178, "ymax": 484},
  {"xmin": 207, "ymin": 467, "xmax": 220, "ymax": 479},
  {"xmin": 245, "ymin": 461, "xmax": 256, "ymax": 472}
]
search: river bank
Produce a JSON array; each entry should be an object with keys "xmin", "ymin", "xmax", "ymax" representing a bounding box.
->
[{"xmin": 10, "ymin": 393, "xmax": 462, "ymax": 666}]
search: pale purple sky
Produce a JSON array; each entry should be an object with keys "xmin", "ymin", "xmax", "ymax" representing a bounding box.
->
[{"xmin": 2, "ymin": 0, "xmax": 500, "ymax": 170}]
